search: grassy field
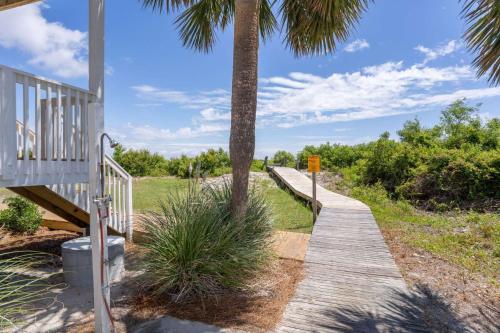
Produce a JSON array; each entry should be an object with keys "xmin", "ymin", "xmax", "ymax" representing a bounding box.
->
[
  {"xmin": 133, "ymin": 175, "xmax": 313, "ymax": 233},
  {"xmin": 334, "ymin": 179, "xmax": 499, "ymax": 282}
]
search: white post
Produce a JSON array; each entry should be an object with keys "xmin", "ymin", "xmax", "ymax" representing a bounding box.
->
[
  {"xmin": 89, "ymin": 103, "xmax": 110, "ymax": 333},
  {"xmin": 89, "ymin": 0, "xmax": 108, "ymax": 332},
  {"xmin": 0, "ymin": 67, "xmax": 17, "ymax": 180},
  {"xmin": 89, "ymin": 0, "xmax": 105, "ymax": 105},
  {"xmin": 126, "ymin": 177, "xmax": 133, "ymax": 241}
]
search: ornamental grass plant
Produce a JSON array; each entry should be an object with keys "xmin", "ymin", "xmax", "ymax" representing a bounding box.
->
[
  {"xmin": 0, "ymin": 251, "xmax": 58, "ymax": 329},
  {"xmin": 140, "ymin": 181, "xmax": 273, "ymax": 302}
]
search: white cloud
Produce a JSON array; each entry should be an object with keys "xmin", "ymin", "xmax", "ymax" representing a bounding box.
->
[
  {"xmin": 200, "ymin": 108, "xmax": 231, "ymax": 121},
  {"xmin": 257, "ymin": 62, "xmax": 500, "ymax": 128},
  {"xmin": 344, "ymin": 39, "xmax": 370, "ymax": 53},
  {"xmin": 414, "ymin": 40, "xmax": 462, "ymax": 64},
  {"xmin": 132, "ymin": 85, "xmax": 230, "ymax": 111},
  {"xmin": 109, "ymin": 123, "xmax": 229, "ymax": 157},
  {"xmin": 126, "ymin": 52, "xmax": 500, "ymax": 155},
  {"xmin": 0, "ymin": 3, "xmax": 87, "ymax": 78},
  {"xmin": 125, "ymin": 122, "xmax": 228, "ymax": 141}
]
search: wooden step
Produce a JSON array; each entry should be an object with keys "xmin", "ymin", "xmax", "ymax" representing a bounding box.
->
[
  {"xmin": 8, "ymin": 186, "xmax": 89, "ymax": 228},
  {"xmin": 7, "ymin": 186, "xmax": 121, "ymax": 236}
]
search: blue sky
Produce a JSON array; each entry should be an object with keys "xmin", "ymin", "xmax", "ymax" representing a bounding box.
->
[{"xmin": 1, "ymin": 0, "xmax": 499, "ymax": 158}]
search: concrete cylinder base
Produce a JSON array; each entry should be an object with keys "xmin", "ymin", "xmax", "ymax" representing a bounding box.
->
[{"xmin": 61, "ymin": 236, "xmax": 125, "ymax": 287}]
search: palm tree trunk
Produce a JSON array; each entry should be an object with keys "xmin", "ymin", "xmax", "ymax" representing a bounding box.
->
[{"xmin": 230, "ymin": 0, "xmax": 260, "ymax": 220}]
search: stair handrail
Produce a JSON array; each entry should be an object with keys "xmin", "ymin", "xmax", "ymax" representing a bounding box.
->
[
  {"xmin": 103, "ymin": 154, "xmax": 133, "ymax": 241},
  {"xmin": 104, "ymin": 154, "xmax": 130, "ymax": 180}
]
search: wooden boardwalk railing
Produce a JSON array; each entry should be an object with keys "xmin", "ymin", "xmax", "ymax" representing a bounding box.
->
[{"xmin": 271, "ymin": 167, "xmax": 429, "ymax": 333}]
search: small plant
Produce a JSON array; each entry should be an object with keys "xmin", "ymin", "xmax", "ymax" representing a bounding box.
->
[
  {"xmin": 0, "ymin": 197, "xmax": 42, "ymax": 234},
  {"xmin": 0, "ymin": 252, "xmax": 57, "ymax": 329},
  {"xmin": 140, "ymin": 181, "xmax": 273, "ymax": 302}
]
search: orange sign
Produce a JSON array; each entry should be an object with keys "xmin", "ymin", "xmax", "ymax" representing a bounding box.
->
[{"xmin": 308, "ymin": 155, "xmax": 320, "ymax": 173}]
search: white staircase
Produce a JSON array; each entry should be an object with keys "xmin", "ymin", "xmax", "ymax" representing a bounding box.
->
[{"xmin": 0, "ymin": 65, "xmax": 133, "ymax": 239}]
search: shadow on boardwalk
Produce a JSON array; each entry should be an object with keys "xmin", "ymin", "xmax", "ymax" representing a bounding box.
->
[{"xmin": 318, "ymin": 284, "xmax": 498, "ymax": 333}]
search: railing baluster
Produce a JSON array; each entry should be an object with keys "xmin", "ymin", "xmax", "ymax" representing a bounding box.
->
[
  {"xmin": 46, "ymin": 84, "xmax": 53, "ymax": 163},
  {"xmin": 83, "ymin": 93, "xmax": 88, "ymax": 162},
  {"xmin": 112, "ymin": 169, "xmax": 118, "ymax": 228},
  {"xmin": 127, "ymin": 177, "xmax": 133, "ymax": 241},
  {"xmin": 75, "ymin": 91, "xmax": 81, "ymax": 165},
  {"xmin": 117, "ymin": 175, "xmax": 122, "ymax": 231},
  {"xmin": 57, "ymin": 86, "xmax": 62, "ymax": 161},
  {"xmin": 35, "ymin": 80, "xmax": 41, "ymax": 165},
  {"xmin": 121, "ymin": 178, "xmax": 126, "ymax": 233},
  {"xmin": 22, "ymin": 76, "xmax": 29, "ymax": 164},
  {"xmin": 65, "ymin": 88, "xmax": 72, "ymax": 164}
]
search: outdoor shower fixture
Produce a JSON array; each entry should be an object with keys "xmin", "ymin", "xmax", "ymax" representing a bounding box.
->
[{"xmin": 100, "ymin": 133, "xmax": 119, "ymax": 196}]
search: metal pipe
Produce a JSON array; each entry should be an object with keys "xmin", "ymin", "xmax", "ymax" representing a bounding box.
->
[{"xmin": 100, "ymin": 133, "xmax": 118, "ymax": 196}]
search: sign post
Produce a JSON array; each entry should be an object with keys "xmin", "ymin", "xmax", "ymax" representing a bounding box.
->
[{"xmin": 308, "ymin": 155, "xmax": 320, "ymax": 224}]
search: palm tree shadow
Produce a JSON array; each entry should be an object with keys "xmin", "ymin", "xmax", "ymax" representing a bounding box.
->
[{"xmin": 318, "ymin": 284, "xmax": 498, "ymax": 333}]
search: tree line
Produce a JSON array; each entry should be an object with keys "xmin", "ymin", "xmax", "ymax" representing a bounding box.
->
[{"xmin": 296, "ymin": 100, "xmax": 499, "ymax": 211}]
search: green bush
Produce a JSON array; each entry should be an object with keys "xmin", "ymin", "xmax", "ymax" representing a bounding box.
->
[
  {"xmin": 114, "ymin": 146, "xmax": 233, "ymax": 178},
  {"xmin": 397, "ymin": 148, "xmax": 500, "ymax": 209},
  {"xmin": 272, "ymin": 151, "xmax": 296, "ymax": 167},
  {"xmin": 113, "ymin": 145, "xmax": 169, "ymax": 177},
  {"xmin": 0, "ymin": 197, "xmax": 42, "ymax": 234},
  {"xmin": 250, "ymin": 159, "xmax": 266, "ymax": 171},
  {"xmin": 295, "ymin": 100, "xmax": 499, "ymax": 211},
  {"xmin": 297, "ymin": 143, "xmax": 366, "ymax": 170},
  {"xmin": 140, "ymin": 181, "xmax": 273, "ymax": 302},
  {"xmin": 362, "ymin": 134, "xmax": 418, "ymax": 194},
  {"xmin": 193, "ymin": 148, "xmax": 231, "ymax": 177}
]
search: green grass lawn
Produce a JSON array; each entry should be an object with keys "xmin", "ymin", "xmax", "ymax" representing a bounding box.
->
[
  {"xmin": 133, "ymin": 175, "xmax": 313, "ymax": 233},
  {"xmin": 133, "ymin": 177, "xmax": 190, "ymax": 212},
  {"xmin": 345, "ymin": 183, "xmax": 499, "ymax": 282}
]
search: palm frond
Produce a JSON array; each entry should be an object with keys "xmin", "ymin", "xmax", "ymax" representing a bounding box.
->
[
  {"xmin": 280, "ymin": 0, "xmax": 371, "ymax": 56},
  {"xmin": 144, "ymin": 0, "xmax": 277, "ymax": 51},
  {"xmin": 175, "ymin": 0, "xmax": 230, "ymax": 52},
  {"xmin": 141, "ymin": 0, "xmax": 195, "ymax": 13},
  {"xmin": 260, "ymin": 0, "xmax": 278, "ymax": 41},
  {"xmin": 461, "ymin": 0, "xmax": 500, "ymax": 86}
]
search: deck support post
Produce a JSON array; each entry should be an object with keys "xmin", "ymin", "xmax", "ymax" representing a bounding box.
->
[
  {"xmin": 89, "ymin": 0, "xmax": 108, "ymax": 332},
  {"xmin": 89, "ymin": 103, "xmax": 110, "ymax": 333}
]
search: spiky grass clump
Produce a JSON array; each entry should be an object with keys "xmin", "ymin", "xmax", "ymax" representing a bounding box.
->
[
  {"xmin": 141, "ymin": 181, "xmax": 273, "ymax": 302},
  {"xmin": 0, "ymin": 252, "xmax": 57, "ymax": 329}
]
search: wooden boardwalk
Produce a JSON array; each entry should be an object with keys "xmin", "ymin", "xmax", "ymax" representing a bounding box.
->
[{"xmin": 271, "ymin": 167, "xmax": 428, "ymax": 333}]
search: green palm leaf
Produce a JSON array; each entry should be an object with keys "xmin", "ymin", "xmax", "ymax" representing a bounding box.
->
[
  {"xmin": 279, "ymin": 0, "xmax": 371, "ymax": 56},
  {"xmin": 461, "ymin": 0, "xmax": 500, "ymax": 85}
]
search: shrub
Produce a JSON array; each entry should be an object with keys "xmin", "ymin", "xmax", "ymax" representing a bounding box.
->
[
  {"xmin": 168, "ymin": 154, "xmax": 193, "ymax": 178},
  {"xmin": 113, "ymin": 145, "xmax": 169, "ymax": 177},
  {"xmin": 272, "ymin": 150, "xmax": 296, "ymax": 167},
  {"xmin": 0, "ymin": 197, "xmax": 42, "ymax": 234},
  {"xmin": 193, "ymin": 148, "xmax": 231, "ymax": 177},
  {"xmin": 362, "ymin": 134, "xmax": 418, "ymax": 193},
  {"xmin": 397, "ymin": 148, "xmax": 500, "ymax": 210},
  {"xmin": 250, "ymin": 159, "xmax": 266, "ymax": 171},
  {"xmin": 297, "ymin": 143, "xmax": 366, "ymax": 170},
  {"xmin": 296, "ymin": 100, "xmax": 499, "ymax": 211},
  {"xmin": 140, "ymin": 181, "xmax": 273, "ymax": 302}
]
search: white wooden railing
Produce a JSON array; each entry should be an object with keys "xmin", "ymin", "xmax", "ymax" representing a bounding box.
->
[
  {"xmin": 1, "ymin": 65, "xmax": 134, "ymax": 240},
  {"xmin": 0, "ymin": 65, "xmax": 93, "ymax": 186},
  {"xmin": 103, "ymin": 154, "xmax": 133, "ymax": 238}
]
